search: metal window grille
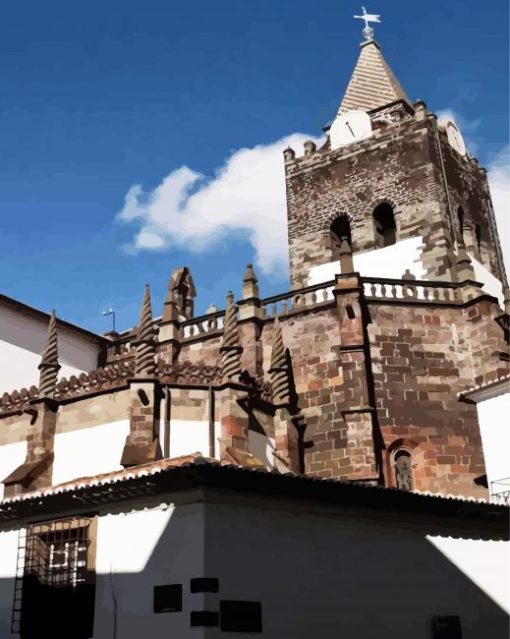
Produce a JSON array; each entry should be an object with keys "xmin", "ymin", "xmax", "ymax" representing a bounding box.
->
[
  {"xmin": 25, "ymin": 518, "xmax": 90, "ymax": 588},
  {"xmin": 12, "ymin": 517, "xmax": 92, "ymax": 635}
]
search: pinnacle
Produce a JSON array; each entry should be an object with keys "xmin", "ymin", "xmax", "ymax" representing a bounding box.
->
[
  {"xmin": 269, "ymin": 317, "xmax": 291, "ymax": 405},
  {"xmin": 39, "ymin": 310, "xmax": 61, "ymax": 398},
  {"xmin": 242, "ymin": 264, "xmax": 259, "ymax": 299},
  {"xmin": 134, "ymin": 284, "xmax": 156, "ymax": 377},
  {"xmin": 220, "ymin": 292, "xmax": 242, "ymax": 383}
]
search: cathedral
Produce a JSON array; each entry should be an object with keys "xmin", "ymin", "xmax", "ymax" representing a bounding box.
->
[{"xmin": 0, "ymin": 16, "xmax": 508, "ymax": 639}]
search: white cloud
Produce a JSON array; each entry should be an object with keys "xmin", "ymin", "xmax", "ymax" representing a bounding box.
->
[
  {"xmin": 487, "ymin": 145, "xmax": 510, "ymax": 278},
  {"xmin": 117, "ymin": 134, "xmax": 322, "ymax": 277},
  {"xmin": 117, "ymin": 123, "xmax": 508, "ymax": 285}
]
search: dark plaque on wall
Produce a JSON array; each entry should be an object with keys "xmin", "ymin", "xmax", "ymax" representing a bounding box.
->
[
  {"xmin": 432, "ymin": 615, "xmax": 462, "ymax": 639},
  {"xmin": 190, "ymin": 577, "xmax": 219, "ymax": 593},
  {"xmin": 220, "ymin": 600, "xmax": 263, "ymax": 633},
  {"xmin": 153, "ymin": 584, "xmax": 182, "ymax": 613},
  {"xmin": 190, "ymin": 611, "xmax": 219, "ymax": 627}
]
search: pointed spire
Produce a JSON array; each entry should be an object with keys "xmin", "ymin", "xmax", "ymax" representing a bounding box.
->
[
  {"xmin": 338, "ymin": 41, "xmax": 410, "ymax": 114},
  {"xmin": 269, "ymin": 317, "xmax": 291, "ymax": 405},
  {"xmin": 38, "ymin": 310, "xmax": 61, "ymax": 398},
  {"xmin": 220, "ymin": 292, "xmax": 242, "ymax": 383},
  {"xmin": 134, "ymin": 284, "xmax": 156, "ymax": 377},
  {"xmin": 242, "ymin": 264, "xmax": 259, "ymax": 299}
]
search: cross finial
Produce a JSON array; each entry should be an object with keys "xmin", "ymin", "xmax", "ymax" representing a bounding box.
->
[{"xmin": 353, "ymin": 6, "xmax": 381, "ymax": 42}]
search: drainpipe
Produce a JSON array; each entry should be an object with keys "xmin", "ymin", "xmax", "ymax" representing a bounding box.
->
[
  {"xmin": 163, "ymin": 386, "xmax": 171, "ymax": 458},
  {"xmin": 208, "ymin": 386, "xmax": 215, "ymax": 458}
]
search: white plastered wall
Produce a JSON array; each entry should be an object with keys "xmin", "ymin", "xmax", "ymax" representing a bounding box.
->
[
  {"xmin": 0, "ymin": 496, "xmax": 507, "ymax": 638},
  {"xmin": 307, "ymin": 238, "xmax": 506, "ymax": 310},
  {"xmin": 308, "ymin": 236, "xmax": 427, "ymax": 285},
  {"xmin": 0, "ymin": 304, "xmax": 101, "ymax": 393},
  {"xmin": 52, "ymin": 420, "xmax": 130, "ymax": 486},
  {"xmin": 468, "ymin": 254, "xmax": 505, "ymax": 308},
  {"xmin": 0, "ymin": 441, "xmax": 27, "ymax": 501},
  {"xmin": 93, "ymin": 502, "xmax": 205, "ymax": 638},
  {"xmin": 0, "ymin": 529, "xmax": 21, "ymax": 637},
  {"xmin": 476, "ymin": 392, "xmax": 510, "ymax": 494},
  {"xmin": 248, "ymin": 430, "xmax": 276, "ymax": 469},
  {"xmin": 205, "ymin": 500, "xmax": 510, "ymax": 638},
  {"xmin": 168, "ymin": 420, "xmax": 221, "ymax": 459}
]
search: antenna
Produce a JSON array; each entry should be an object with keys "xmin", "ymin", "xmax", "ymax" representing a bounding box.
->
[{"xmin": 102, "ymin": 308, "xmax": 116, "ymax": 333}]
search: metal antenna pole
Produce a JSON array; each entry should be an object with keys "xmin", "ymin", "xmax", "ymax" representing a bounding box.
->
[{"xmin": 102, "ymin": 308, "xmax": 116, "ymax": 333}]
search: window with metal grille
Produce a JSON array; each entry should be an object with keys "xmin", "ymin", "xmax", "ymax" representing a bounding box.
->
[{"xmin": 13, "ymin": 517, "xmax": 96, "ymax": 639}]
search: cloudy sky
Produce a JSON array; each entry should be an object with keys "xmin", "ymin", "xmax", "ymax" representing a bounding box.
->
[{"xmin": 1, "ymin": 0, "xmax": 508, "ymax": 332}]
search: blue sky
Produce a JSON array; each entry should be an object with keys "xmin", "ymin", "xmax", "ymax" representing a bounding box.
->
[{"xmin": 1, "ymin": 0, "xmax": 508, "ymax": 333}]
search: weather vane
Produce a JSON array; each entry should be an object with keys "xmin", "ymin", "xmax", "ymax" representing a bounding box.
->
[{"xmin": 353, "ymin": 6, "xmax": 381, "ymax": 42}]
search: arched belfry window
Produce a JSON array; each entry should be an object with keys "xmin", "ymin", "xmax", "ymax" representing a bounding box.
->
[
  {"xmin": 373, "ymin": 203, "xmax": 396, "ymax": 248},
  {"xmin": 394, "ymin": 450, "xmax": 413, "ymax": 491},
  {"xmin": 330, "ymin": 216, "xmax": 352, "ymax": 259}
]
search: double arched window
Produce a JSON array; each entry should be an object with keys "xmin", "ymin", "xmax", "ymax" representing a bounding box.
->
[{"xmin": 373, "ymin": 203, "xmax": 396, "ymax": 248}]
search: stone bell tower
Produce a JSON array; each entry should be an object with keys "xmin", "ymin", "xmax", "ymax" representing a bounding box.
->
[
  {"xmin": 278, "ymin": 24, "xmax": 509, "ymax": 497},
  {"xmin": 284, "ymin": 36, "xmax": 507, "ymax": 298}
]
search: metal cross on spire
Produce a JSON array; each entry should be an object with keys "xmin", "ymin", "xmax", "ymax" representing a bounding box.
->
[{"xmin": 353, "ymin": 6, "xmax": 381, "ymax": 42}]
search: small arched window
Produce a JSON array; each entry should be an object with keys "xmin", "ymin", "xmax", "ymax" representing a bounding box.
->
[
  {"xmin": 373, "ymin": 203, "xmax": 396, "ymax": 248},
  {"xmin": 475, "ymin": 224, "xmax": 482, "ymax": 254},
  {"xmin": 457, "ymin": 207, "xmax": 465, "ymax": 240},
  {"xmin": 394, "ymin": 450, "xmax": 413, "ymax": 491},
  {"xmin": 330, "ymin": 216, "xmax": 352, "ymax": 259}
]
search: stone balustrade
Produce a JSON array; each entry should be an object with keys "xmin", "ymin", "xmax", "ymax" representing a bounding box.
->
[
  {"xmin": 262, "ymin": 282, "xmax": 335, "ymax": 317},
  {"xmin": 362, "ymin": 278, "xmax": 461, "ymax": 304},
  {"xmin": 181, "ymin": 311, "xmax": 225, "ymax": 340}
]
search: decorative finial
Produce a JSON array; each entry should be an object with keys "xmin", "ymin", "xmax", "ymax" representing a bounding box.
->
[
  {"xmin": 269, "ymin": 317, "xmax": 291, "ymax": 405},
  {"xmin": 339, "ymin": 236, "xmax": 354, "ymax": 273},
  {"xmin": 39, "ymin": 310, "xmax": 61, "ymax": 398},
  {"xmin": 220, "ymin": 292, "xmax": 243, "ymax": 383},
  {"xmin": 134, "ymin": 284, "xmax": 156, "ymax": 377},
  {"xmin": 353, "ymin": 6, "xmax": 381, "ymax": 42},
  {"xmin": 242, "ymin": 264, "xmax": 259, "ymax": 299}
]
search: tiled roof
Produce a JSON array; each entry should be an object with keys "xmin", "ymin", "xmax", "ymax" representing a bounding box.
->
[
  {"xmin": 1, "ymin": 455, "xmax": 507, "ymax": 532},
  {"xmin": 338, "ymin": 41, "xmax": 410, "ymax": 114},
  {"xmin": 0, "ymin": 453, "xmax": 206, "ymax": 505},
  {"xmin": 0, "ymin": 293, "xmax": 108, "ymax": 344}
]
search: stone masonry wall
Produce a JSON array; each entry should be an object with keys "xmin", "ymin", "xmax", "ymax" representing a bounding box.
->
[
  {"xmin": 285, "ymin": 114, "xmax": 458, "ymax": 288},
  {"xmin": 369, "ymin": 303, "xmax": 484, "ymax": 496},
  {"xmin": 440, "ymin": 135, "xmax": 505, "ymax": 282}
]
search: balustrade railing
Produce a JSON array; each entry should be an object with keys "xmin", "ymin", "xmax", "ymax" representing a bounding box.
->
[
  {"xmin": 262, "ymin": 281, "xmax": 335, "ymax": 317},
  {"xmin": 181, "ymin": 312, "xmax": 225, "ymax": 340},
  {"xmin": 362, "ymin": 278, "xmax": 460, "ymax": 303},
  {"xmin": 110, "ymin": 277, "xmax": 465, "ymax": 349},
  {"xmin": 490, "ymin": 478, "xmax": 510, "ymax": 505}
]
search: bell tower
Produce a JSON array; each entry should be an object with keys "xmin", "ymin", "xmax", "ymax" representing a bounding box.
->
[{"xmin": 284, "ymin": 33, "xmax": 507, "ymax": 300}]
